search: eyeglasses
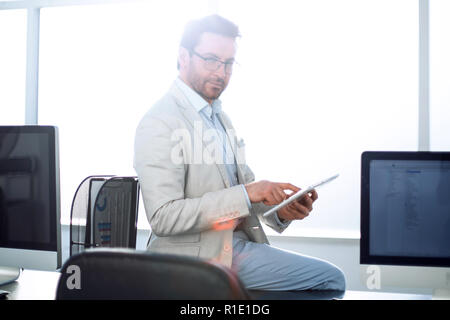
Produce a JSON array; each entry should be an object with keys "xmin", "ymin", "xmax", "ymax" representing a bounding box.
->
[{"xmin": 191, "ymin": 51, "xmax": 237, "ymax": 75}]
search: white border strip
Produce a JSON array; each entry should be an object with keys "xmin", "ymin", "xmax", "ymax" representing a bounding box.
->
[
  {"xmin": 24, "ymin": 7, "xmax": 40, "ymax": 124},
  {"xmin": 419, "ymin": 0, "xmax": 430, "ymax": 151},
  {"xmin": 0, "ymin": 0, "xmax": 135, "ymax": 10}
]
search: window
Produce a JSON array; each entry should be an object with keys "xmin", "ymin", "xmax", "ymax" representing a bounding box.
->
[
  {"xmin": 219, "ymin": 0, "xmax": 418, "ymax": 236},
  {"xmin": 0, "ymin": 9, "xmax": 26, "ymax": 124},
  {"xmin": 38, "ymin": 1, "xmax": 209, "ymax": 226},
  {"xmin": 430, "ymin": 0, "xmax": 450, "ymax": 151},
  {"xmin": 1, "ymin": 1, "xmax": 436, "ymax": 237}
]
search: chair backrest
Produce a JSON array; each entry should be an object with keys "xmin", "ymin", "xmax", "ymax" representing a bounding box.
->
[
  {"xmin": 56, "ymin": 248, "xmax": 251, "ymax": 300},
  {"xmin": 70, "ymin": 176, "xmax": 139, "ymax": 256}
]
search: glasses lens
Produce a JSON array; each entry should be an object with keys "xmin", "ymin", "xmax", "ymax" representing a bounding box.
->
[
  {"xmin": 225, "ymin": 62, "xmax": 234, "ymax": 74},
  {"xmin": 204, "ymin": 59, "xmax": 220, "ymax": 71},
  {"xmin": 202, "ymin": 56, "xmax": 235, "ymax": 74}
]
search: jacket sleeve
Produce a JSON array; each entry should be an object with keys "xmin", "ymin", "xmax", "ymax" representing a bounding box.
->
[{"xmin": 133, "ymin": 115, "xmax": 250, "ymax": 237}]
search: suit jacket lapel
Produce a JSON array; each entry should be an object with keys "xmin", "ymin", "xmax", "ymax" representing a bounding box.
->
[
  {"xmin": 216, "ymin": 112, "xmax": 247, "ymax": 185},
  {"xmin": 169, "ymin": 82, "xmax": 231, "ymax": 188}
]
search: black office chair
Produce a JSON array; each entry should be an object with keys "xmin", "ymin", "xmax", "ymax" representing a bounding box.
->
[
  {"xmin": 56, "ymin": 248, "xmax": 251, "ymax": 300},
  {"xmin": 70, "ymin": 176, "xmax": 139, "ymax": 256}
]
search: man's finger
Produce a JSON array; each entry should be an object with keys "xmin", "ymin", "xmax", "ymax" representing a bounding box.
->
[
  {"xmin": 278, "ymin": 207, "xmax": 294, "ymax": 221},
  {"xmin": 277, "ymin": 183, "xmax": 300, "ymax": 194},
  {"xmin": 276, "ymin": 186, "xmax": 289, "ymax": 202},
  {"xmin": 289, "ymin": 201, "xmax": 310, "ymax": 219},
  {"xmin": 299, "ymin": 195, "xmax": 313, "ymax": 211},
  {"xmin": 271, "ymin": 189, "xmax": 284, "ymax": 204},
  {"xmin": 310, "ymin": 189, "xmax": 318, "ymax": 201}
]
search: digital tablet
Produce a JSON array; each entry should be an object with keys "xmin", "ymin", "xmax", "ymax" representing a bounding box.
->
[{"xmin": 262, "ymin": 174, "xmax": 339, "ymax": 217}]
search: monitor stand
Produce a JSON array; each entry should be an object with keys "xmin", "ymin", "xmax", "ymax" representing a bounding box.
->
[{"xmin": 0, "ymin": 266, "xmax": 21, "ymax": 286}]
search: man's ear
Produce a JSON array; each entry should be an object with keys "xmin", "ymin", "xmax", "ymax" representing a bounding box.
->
[{"xmin": 178, "ymin": 47, "xmax": 190, "ymax": 71}]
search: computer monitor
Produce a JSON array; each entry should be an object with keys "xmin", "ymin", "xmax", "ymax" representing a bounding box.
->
[
  {"xmin": 0, "ymin": 126, "xmax": 61, "ymax": 285},
  {"xmin": 360, "ymin": 151, "xmax": 450, "ymax": 299}
]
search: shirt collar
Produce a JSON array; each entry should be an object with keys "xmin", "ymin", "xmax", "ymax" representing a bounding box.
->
[{"xmin": 175, "ymin": 77, "xmax": 222, "ymax": 119}]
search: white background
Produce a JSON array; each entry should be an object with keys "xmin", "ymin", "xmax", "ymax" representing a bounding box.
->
[
  {"xmin": 0, "ymin": 9, "xmax": 26, "ymax": 124},
  {"xmin": 1, "ymin": 0, "xmax": 449, "ymax": 235}
]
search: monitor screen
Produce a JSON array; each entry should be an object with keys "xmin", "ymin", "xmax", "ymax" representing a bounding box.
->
[
  {"xmin": 361, "ymin": 152, "xmax": 450, "ymax": 267},
  {"xmin": 0, "ymin": 126, "xmax": 60, "ymax": 253}
]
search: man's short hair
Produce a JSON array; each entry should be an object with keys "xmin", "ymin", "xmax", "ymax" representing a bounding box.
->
[{"xmin": 177, "ymin": 14, "xmax": 240, "ymax": 69}]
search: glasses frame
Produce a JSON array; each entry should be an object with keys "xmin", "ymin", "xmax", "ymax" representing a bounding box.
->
[{"xmin": 191, "ymin": 50, "xmax": 237, "ymax": 75}]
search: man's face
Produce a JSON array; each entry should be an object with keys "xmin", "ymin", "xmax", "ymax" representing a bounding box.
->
[{"xmin": 180, "ymin": 32, "xmax": 237, "ymax": 103}]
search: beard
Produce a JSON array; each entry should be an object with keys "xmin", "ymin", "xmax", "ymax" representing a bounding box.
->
[{"xmin": 187, "ymin": 71, "xmax": 227, "ymax": 102}]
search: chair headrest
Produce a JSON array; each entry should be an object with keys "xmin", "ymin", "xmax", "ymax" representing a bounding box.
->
[{"xmin": 56, "ymin": 248, "xmax": 250, "ymax": 300}]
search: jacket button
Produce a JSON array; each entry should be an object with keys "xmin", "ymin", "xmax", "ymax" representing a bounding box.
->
[{"xmin": 224, "ymin": 244, "xmax": 231, "ymax": 252}]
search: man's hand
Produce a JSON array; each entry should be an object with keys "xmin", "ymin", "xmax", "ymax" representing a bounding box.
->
[
  {"xmin": 244, "ymin": 180, "xmax": 300, "ymax": 206},
  {"xmin": 277, "ymin": 189, "xmax": 319, "ymax": 221}
]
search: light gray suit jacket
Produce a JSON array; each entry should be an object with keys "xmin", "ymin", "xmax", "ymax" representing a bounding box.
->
[{"xmin": 133, "ymin": 81, "xmax": 289, "ymax": 267}]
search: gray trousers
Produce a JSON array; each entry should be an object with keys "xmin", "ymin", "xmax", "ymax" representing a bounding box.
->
[{"xmin": 231, "ymin": 231, "xmax": 346, "ymax": 291}]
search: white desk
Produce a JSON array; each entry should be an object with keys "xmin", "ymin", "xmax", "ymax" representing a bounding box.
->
[
  {"xmin": 0, "ymin": 269, "xmax": 60, "ymax": 300},
  {"xmin": 341, "ymin": 290, "xmax": 431, "ymax": 300}
]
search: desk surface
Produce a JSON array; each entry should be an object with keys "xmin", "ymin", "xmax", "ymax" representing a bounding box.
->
[
  {"xmin": 0, "ymin": 269, "xmax": 60, "ymax": 300},
  {"xmin": 0, "ymin": 269, "xmax": 431, "ymax": 300}
]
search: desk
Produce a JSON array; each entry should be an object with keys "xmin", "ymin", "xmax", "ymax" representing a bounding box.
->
[
  {"xmin": 249, "ymin": 289, "xmax": 430, "ymax": 300},
  {"xmin": 341, "ymin": 290, "xmax": 431, "ymax": 300},
  {"xmin": 0, "ymin": 269, "xmax": 60, "ymax": 300},
  {"xmin": 0, "ymin": 269, "xmax": 431, "ymax": 300}
]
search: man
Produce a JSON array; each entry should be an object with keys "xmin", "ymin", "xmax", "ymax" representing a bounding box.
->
[{"xmin": 134, "ymin": 15, "xmax": 345, "ymax": 291}]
